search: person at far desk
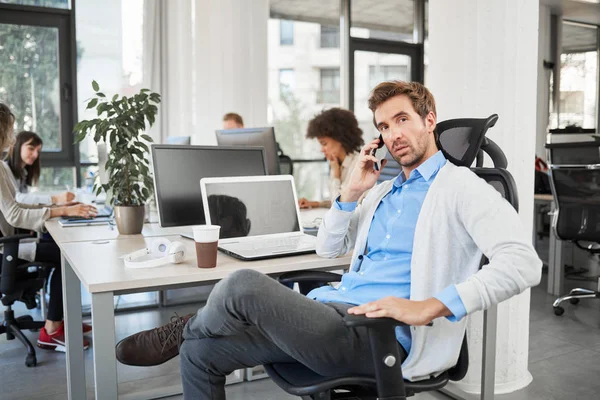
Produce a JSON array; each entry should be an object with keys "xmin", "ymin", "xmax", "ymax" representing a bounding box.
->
[
  {"xmin": 222, "ymin": 112, "xmax": 244, "ymax": 130},
  {"xmin": 0, "ymin": 103, "xmax": 96, "ymax": 352},
  {"xmin": 298, "ymin": 108, "xmax": 364, "ymax": 209},
  {"xmin": 3, "ymin": 130, "xmax": 75, "ymax": 205}
]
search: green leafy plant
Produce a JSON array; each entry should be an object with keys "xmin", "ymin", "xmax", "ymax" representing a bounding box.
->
[{"xmin": 74, "ymin": 80, "xmax": 161, "ymax": 206}]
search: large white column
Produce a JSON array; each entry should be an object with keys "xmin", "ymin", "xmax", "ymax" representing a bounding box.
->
[
  {"xmin": 428, "ymin": 0, "xmax": 539, "ymax": 394},
  {"xmin": 194, "ymin": 0, "xmax": 269, "ymax": 144}
]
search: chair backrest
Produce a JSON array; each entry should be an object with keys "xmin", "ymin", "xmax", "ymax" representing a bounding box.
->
[
  {"xmin": 548, "ymin": 166, "xmax": 600, "ymax": 243},
  {"xmin": 0, "ymin": 234, "xmax": 46, "ymax": 306},
  {"xmin": 376, "ymin": 114, "xmax": 499, "ymax": 184},
  {"xmin": 279, "ymin": 154, "xmax": 294, "ymax": 175},
  {"xmin": 437, "ymin": 114, "xmax": 498, "ymax": 167}
]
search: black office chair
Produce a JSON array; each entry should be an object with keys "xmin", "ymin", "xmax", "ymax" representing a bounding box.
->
[
  {"xmin": 376, "ymin": 114, "xmax": 500, "ymax": 184},
  {"xmin": 276, "ymin": 142, "xmax": 294, "ymax": 175},
  {"xmin": 550, "ymin": 166, "xmax": 600, "ymax": 316},
  {"xmin": 0, "ymin": 233, "xmax": 51, "ymax": 367},
  {"xmin": 279, "ymin": 154, "xmax": 294, "ymax": 175},
  {"xmin": 265, "ymin": 114, "xmax": 518, "ymax": 400}
]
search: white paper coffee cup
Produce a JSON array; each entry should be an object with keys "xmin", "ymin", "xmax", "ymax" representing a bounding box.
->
[{"xmin": 192, "ymin": 225, "xmax": 221, "ymax": 243}]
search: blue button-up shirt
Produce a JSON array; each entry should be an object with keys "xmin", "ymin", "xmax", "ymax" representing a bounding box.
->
[{"xmin": 308, "ymin": 151, "xmax": 467, "ymax": 354}]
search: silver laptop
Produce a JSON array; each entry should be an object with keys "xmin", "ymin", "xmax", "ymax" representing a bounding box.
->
[{"xmin": 200, "ymin": 175, "xmax": 317, "ymax": 260}]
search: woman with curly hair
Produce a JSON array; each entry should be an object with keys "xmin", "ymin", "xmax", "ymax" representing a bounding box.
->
[{"xmin": 299, "ymin": 108, "xmax": 364, "ymax": 208}]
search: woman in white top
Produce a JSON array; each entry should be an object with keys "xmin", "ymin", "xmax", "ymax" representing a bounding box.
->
[
  {"xmin": 0, "ymin": 103, "xmax": 96, "ymax": 351},
  {"xmin": 298, "ymin": 108, "xmax": 364, "ymax": 209},
  {"xmin": 4, "ymin": 131, "xmax": 74, "ymax": 205}
]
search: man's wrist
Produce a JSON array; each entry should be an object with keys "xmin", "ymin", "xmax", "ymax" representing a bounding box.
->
[
  {"xmin": 423, "ymin": 298, "xmax": 452, "ymax": 320},
  {"xmin": 339, "ymin": 189, "xmax": 363, "ymax": 203}
]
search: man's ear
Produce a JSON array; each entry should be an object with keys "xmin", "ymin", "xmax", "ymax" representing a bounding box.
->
[{"xmin": 426, "ymin": 111, "xmax": 437, "ymax": 134}]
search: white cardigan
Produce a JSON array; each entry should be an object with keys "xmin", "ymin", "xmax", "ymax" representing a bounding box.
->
[{"xmin": 316, "ymin": 162, "xmax": 542, "ymax": 381}]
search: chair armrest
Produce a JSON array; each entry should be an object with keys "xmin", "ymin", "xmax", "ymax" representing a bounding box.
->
[
  {"xmin": 278, "ymin": 271, "xmax": 342, "ymax": 285},
  {"xmin": 0, "ymin": 233, "xmax": 35, "ymax": 244},
  {"xmin": 343, "ymin": 314, "xmax": 408, "ymax": 398}
]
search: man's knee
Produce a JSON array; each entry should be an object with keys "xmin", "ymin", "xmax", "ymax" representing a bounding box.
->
[{"xmin": 217, "ymin": 269, "xmax": 268, "ymax": 298}]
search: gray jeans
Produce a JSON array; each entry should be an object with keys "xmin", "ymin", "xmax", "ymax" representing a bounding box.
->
[{"xmin": 180, "ymin": 269, "xmax": 407, "ymax": 399}]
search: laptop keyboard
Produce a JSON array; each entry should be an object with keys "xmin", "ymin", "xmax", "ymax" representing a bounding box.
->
[{"xmin": 237, "ymin": 236, "xmax": 315, "ymax": 253}]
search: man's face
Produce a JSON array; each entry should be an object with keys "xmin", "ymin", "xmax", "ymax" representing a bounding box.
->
[
  {"xmin": 223, "ymin": 119, "xmax": 243, "ymax": 130},
  {"xmin": 374, "ymin": 95, "xmax": 436, "ymax": 169}
]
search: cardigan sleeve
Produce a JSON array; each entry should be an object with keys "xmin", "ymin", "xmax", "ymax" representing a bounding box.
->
[{"xmin": 454, "ymin": 172, "xmax": 542, "ymax": 314}]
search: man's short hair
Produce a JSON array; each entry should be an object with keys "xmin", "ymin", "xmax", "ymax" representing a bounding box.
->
[
  {"xmin": 223, "ymin": 112, "xmax": 244, "ymax": 127},
  {"xmin": 305, "ymin": 108, "xmax": 364, "ymax": 154},
  {"xmin": 368, "ymin": 81, "xmax": 437, "ymax": 121}
]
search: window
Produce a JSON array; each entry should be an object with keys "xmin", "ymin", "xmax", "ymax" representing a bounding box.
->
[
  {"xmin": 0, "ymin": 0, "xmax": 70, "ymax": 9},
  {"xmin": 368, "ymin": 65, "xmax": 408, "ymax": 90},
  {"xmin": 279, "ymin": 68, "xmax": 295, "ymax": 97},
  {"xmin": 350, "ymin": 0, "xmax": 415, "ymax": 42},
  {"xmin": 318, "ymin": 68, "xmax": 340, "ymax": 104},
  {"xmin": 268, "ymin": 14, "xmax": 340, "ymax": 200},
  {"xmin": 550, "ymin": 22, "xmax": 598, "ymax": 130},
  {"xmin": 280, "ymin": 20, "xmax": 294, "ymax": 45},
  {"xmin": 76, "ymin": 0, "xmax": 144, "ymax": 169},
  {"xmin": 555, "ymin": 52, "xmax": 598, "ymax": 129},
  {"xmin": 320, "ymin": 25, "xmax": 339, "ymax": 48},
  {"xmin": 0, "ymin": 2, "xmax": 76, "ymax": 173}
]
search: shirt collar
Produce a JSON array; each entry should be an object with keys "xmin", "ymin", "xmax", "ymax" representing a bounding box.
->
[{"xmin": 393, "ymin": 150, "xmax": 446, "ymax": 186}]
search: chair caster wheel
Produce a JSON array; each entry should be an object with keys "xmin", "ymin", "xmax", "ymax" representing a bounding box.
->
[
  {"xmin": 554, "ymin": 306, "xmax": 565, "ymax": 316},
  {"xmin": 25, "ymin": 355, "xmax": 37, "ymax": 367},
  {"xmin": 569, "ymin": 298, "xmax": 580, "ymax": 305}
]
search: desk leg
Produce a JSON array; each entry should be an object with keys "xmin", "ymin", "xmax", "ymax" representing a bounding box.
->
[
  {"xmin": 62, "ymin": 255, "xmax": 87, "ymax": 400},
  {"xmin": 91, "ymin": 292, "xmax": 118, "ymax": 400},
  {"xmin": 548, "ymin": 231, "xmax": 564, "ymax": 296}
]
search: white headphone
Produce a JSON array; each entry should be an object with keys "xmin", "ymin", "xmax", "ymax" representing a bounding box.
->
[{"xmin": 123, "ymin": 238, "xmax": 186, "ymax": 269}]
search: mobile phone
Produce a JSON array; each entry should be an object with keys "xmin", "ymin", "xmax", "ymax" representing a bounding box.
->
[{"xmin": 371, "ymin": 134, "xmax": 388, "ymax": 171}]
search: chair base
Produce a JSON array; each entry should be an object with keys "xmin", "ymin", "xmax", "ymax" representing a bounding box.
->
[
  {"xmin": 0, "ymin": 308, "xmax": 45, "ymax": 367},
  {"xmin": 553, "ymin": 287, "xmax": 600, "ymax": 316}
]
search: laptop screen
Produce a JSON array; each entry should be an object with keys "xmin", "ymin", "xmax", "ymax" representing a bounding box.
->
[{"xmin": 203, "ymin": 179, "xmax": 301, "ymax": 239}]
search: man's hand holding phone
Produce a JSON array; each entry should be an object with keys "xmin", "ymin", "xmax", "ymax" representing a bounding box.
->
[{"xmin": 339, "ymin": 137, "xmax": 387, "ymax": 203}]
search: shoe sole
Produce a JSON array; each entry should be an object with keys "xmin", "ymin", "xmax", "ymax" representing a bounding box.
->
[{"xmin": 37, "ymin": 340, "xmax": 89, "ymax": 352}]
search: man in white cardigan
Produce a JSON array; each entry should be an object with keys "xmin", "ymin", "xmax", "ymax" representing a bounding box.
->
[{"xmin": 115, "ymin": 81, "xmax": 542, "ymax": 399}]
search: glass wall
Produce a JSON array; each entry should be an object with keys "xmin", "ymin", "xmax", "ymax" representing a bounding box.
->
[
  {"xmin": 550, "ymin": 21, "xmax": 598, "ymax": 130},
  {"xmin": 267, "ymin": 11, "xmax": 340, "ymax": 200},
  {"xmin": 76, "ymin": 0, "xmax": 143, "ymax": 164}
]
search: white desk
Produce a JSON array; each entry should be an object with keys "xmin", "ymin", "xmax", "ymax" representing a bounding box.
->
[{"xmin": 49, "ymin": 222, "xmax": 350, "ymax": 400}]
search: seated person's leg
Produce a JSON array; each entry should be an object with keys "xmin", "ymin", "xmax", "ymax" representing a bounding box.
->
[
  {"xmin": 35, "ymin": 239, "xmax": 91, "ymax": 350},
  {"xmin": 180, "ymin": 327, "xmax": 295, "ymax": 400},
  {"xmin": 117, "ymin": 270, "xmax": 399, "ymax": 380}
]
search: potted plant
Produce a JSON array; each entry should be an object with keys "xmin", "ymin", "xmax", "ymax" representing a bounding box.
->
[{"xmin": 74, "ymin": 80, "xmax": 161, "ymax": 234}]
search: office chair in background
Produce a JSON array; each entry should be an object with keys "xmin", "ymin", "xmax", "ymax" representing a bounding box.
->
[
  {"xmin": 277, "ymin": 142, "xmax": 294, "ymax": 175},
  {"xmin": 265, "ymin": 114, "xmax": 515, "ymax": 400},
  {"xmin": 550, "ymin": 166, "xmax": 600, "ymax": 316},
  {"xmin": 0, "ymin": 234, "xmax": 52, "ymax": 367}
]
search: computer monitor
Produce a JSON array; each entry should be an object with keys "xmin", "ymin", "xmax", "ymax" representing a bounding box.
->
[
  {"xmin": 215, "ymin": 127, "xmax": 281, "ymax": 175},
  {"xmin": 166, "ymin": 136, "xmax": 191, "ymax": 145},
  {"xmin": 151, "ymin": 145, "xmax": 267, "ymax": 227}
]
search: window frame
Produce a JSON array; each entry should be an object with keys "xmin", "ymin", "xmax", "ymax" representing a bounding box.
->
[{"xmin": 0, "ymin": 1, "xmax": 81, "ymax": 184}]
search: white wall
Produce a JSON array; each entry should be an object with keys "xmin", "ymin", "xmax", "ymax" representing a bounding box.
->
[
  {"xmin": 145, "ymin": 0, "xmax": 269, "ymax": 145},
  {"xmin": 428, "ymin": 0, "xmax": 539, "ymax": 394},
  {"xmin": 194, "ymin": 0, "xmax": 269, "ymax": 143}
]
